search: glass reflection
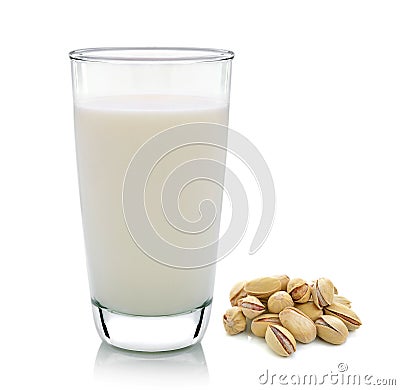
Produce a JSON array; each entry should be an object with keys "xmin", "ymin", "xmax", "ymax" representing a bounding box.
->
[{"xmin": 94, "ymin": 342, "xmax": 209, "ymax": 389}]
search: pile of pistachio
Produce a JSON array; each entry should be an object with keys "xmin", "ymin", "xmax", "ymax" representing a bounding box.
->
[{"xmin": 223, "ymin": 275, "xmax": 362, "ymax": 357}]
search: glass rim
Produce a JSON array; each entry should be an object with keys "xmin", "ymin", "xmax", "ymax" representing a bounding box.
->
[{"xmin": 69, "ymin": 47, "xmax": 235, "ymax": 64}]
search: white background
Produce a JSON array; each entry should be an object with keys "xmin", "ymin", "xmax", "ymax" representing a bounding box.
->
[{"xmin": 1, "ymin": 1, "xmax": 399, "ymax": 389}]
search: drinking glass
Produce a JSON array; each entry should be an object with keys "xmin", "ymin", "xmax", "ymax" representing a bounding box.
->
[{"xmin": 69, "ymin": 47, "xmax": 234, "ymax": 351}]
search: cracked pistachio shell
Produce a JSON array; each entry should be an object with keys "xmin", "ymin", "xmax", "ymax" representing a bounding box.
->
[
  {"xmin": 333, "ymin": 295, "xmax": 352, "ymax": 308},
  {"xmin": 267, "ymin": 291, "xmax": 294, "ymax": 313},
  {"xmin": 287, "ymin": 278, "xmax": 312, "ymax": 303},
  {"xmin": 265, "ymin": 324, "xmax": 296, "ymax": 357},
  {"xmin": 251, "ymin": 313, "xmax": 281, "ymax": 337},
  {"xmin": 238, "ymin": 295, "xmax": 265, "ymax": 319},
  {"xmin": 294, "ymin": 302, "xmax": 323, "ymax": 321},
  {"xmin": 229, "ymin": 280, "xmax": 247, "ymax": 306},
  {"xmin": 273, "ymin": 274, "xmax": 290, "ymax": 291},
  {"xmin": 244, "ymin": 277, "xmax": 281, "ymax": 300},
  {"xmin": 315, "ymin": 315, "xmax": 349, "ymax": 345},
  {"xmin": 312, "ymin": 278, "xmax": 335, "ymax": 308},
  {"xmin": 324, "ymin": 302, "xmax": 362, "ymax": 331},
  {"xmin": 223, "ymin": 307, "xmax": 246, "ymax": 335},
  {"xmin": 279, "ymin": 307, "xmax": 317, "ymax": 343}
]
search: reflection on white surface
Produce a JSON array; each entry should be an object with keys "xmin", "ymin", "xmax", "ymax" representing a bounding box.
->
[{"xmin": 94, "ymin": 342, "xmax": 209, "ymax": 389}]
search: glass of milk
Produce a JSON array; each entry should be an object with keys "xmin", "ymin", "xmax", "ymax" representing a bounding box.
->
[{"xmin": 69, "ymin": 48, "xmax": 234, "ymax": 351}]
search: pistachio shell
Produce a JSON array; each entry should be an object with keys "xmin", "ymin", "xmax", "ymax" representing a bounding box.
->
[
  {"xmin": 223, "ymin": 307, "xmax": 246, "ymax": 335},
  {"xmin": 333, "ymin": 285, "xmax": 339, "ymax": 295},
  {"xmin": 251, "ymin": 313, "xmax": 281, "ymax": 337},
  {"xmin": 287, "ymin": 278, "xmax": 305, "ymax": 293},
  {"xmin": 294, "ymin": 302, "xmax": 323, "ymax": 321},
  {"xmin": 244, "ymin": 277, "xmax": 281, "ymax": 300},
  {"xmin": 229, "ymin": 280, "xmax": 247, "ymax": 306},
  {"xmin": 324, "ymin": 302, "xmax": 362, "ymax": 331},
  {"xmin": 312, "ymin": 278, "xmax": 334, "ymax": 308},
  {"xmin": 265, "ymin": 324, "xmax": 296, "ymax": 357},
  {"xmin": 279, "ymin": 307, "xmax": 317, "ymax": 343},
  {"xmin": 315, "ymin": 315, "xmax": 349, "ymax": 345},
  {"xmin": 273, "ymin": 274, "xmax": 290, "ymax": 291},
  {"xmin": 287, "ymin": 278, "xmax": 311, "ymax": 303},
  {"xmin": 267, "ymin": 291, "xmax": 294, "ymax": 313},
  {"xmin": 333, "ymin": 295, "xmax": 352, "ymax": 308},
  {"xmin": 238, "ymin": 295, "xmax": 265, "ymax": 319}
]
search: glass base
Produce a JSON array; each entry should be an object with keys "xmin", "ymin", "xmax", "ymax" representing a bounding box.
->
[{"xmin": 91, "ymin": 300, "xmax": 212, "ymax": 352}]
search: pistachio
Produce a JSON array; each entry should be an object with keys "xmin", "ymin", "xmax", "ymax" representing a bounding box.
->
[
  {"xmin": 265, "ymin": 324, "xmax": 296, "ymax": 357},
  {"xmin": 287, "ymin": 278, "xmax": 312, "ymax": 303},
  {"xmin": 333, "ymin": 295, "xmax": 352, "ymax": 308},
  {"xmin": 279, "ymin": 307, "xmax": 317, "ymax": 343},
  {"xmin": 244, "ymin": 277, "xmax": 281, "ymax": 300},
  {"xmin": 225, "ymin": 275, "xmax": 362, "ymax": 357},
  {"xmin": 294, "ymin": 302, "xmax": 323, "ymax": 321},
  {"xmin": 251, "ymin": 313, "xmax": 281, "ymax": 337},
  {"xmin": 312, "ymin": 278, "xmax": 334, "ymax": 308},
  {"xmin": 223, "ymin": 307, "xmax": 247, "ymax": 335},
  {"xmin": 238, "ymin": 295, "xmax": 265, "ymax": 319},
  {"xmin": 267, "ymin": 291, "xmax": 294, "ymax": 313},
  {"xmin": 273, "ymin": 274, "xmax": 290, "ymax": 291},
  {"xmin": 229, "ymin": 280, "xmax": 247, "ymax": 306},
  {"xmin": 315, "ymin": 315, "xmax": 349, "ymax": 345},
  {"xmin": 324, "ymin": 302, "xmax": 362, "ymax": 331}
]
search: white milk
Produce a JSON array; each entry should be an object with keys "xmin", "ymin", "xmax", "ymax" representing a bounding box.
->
[{"xmin": 74, "ymin": 95, "xmax": 228, "ymax": 315}]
